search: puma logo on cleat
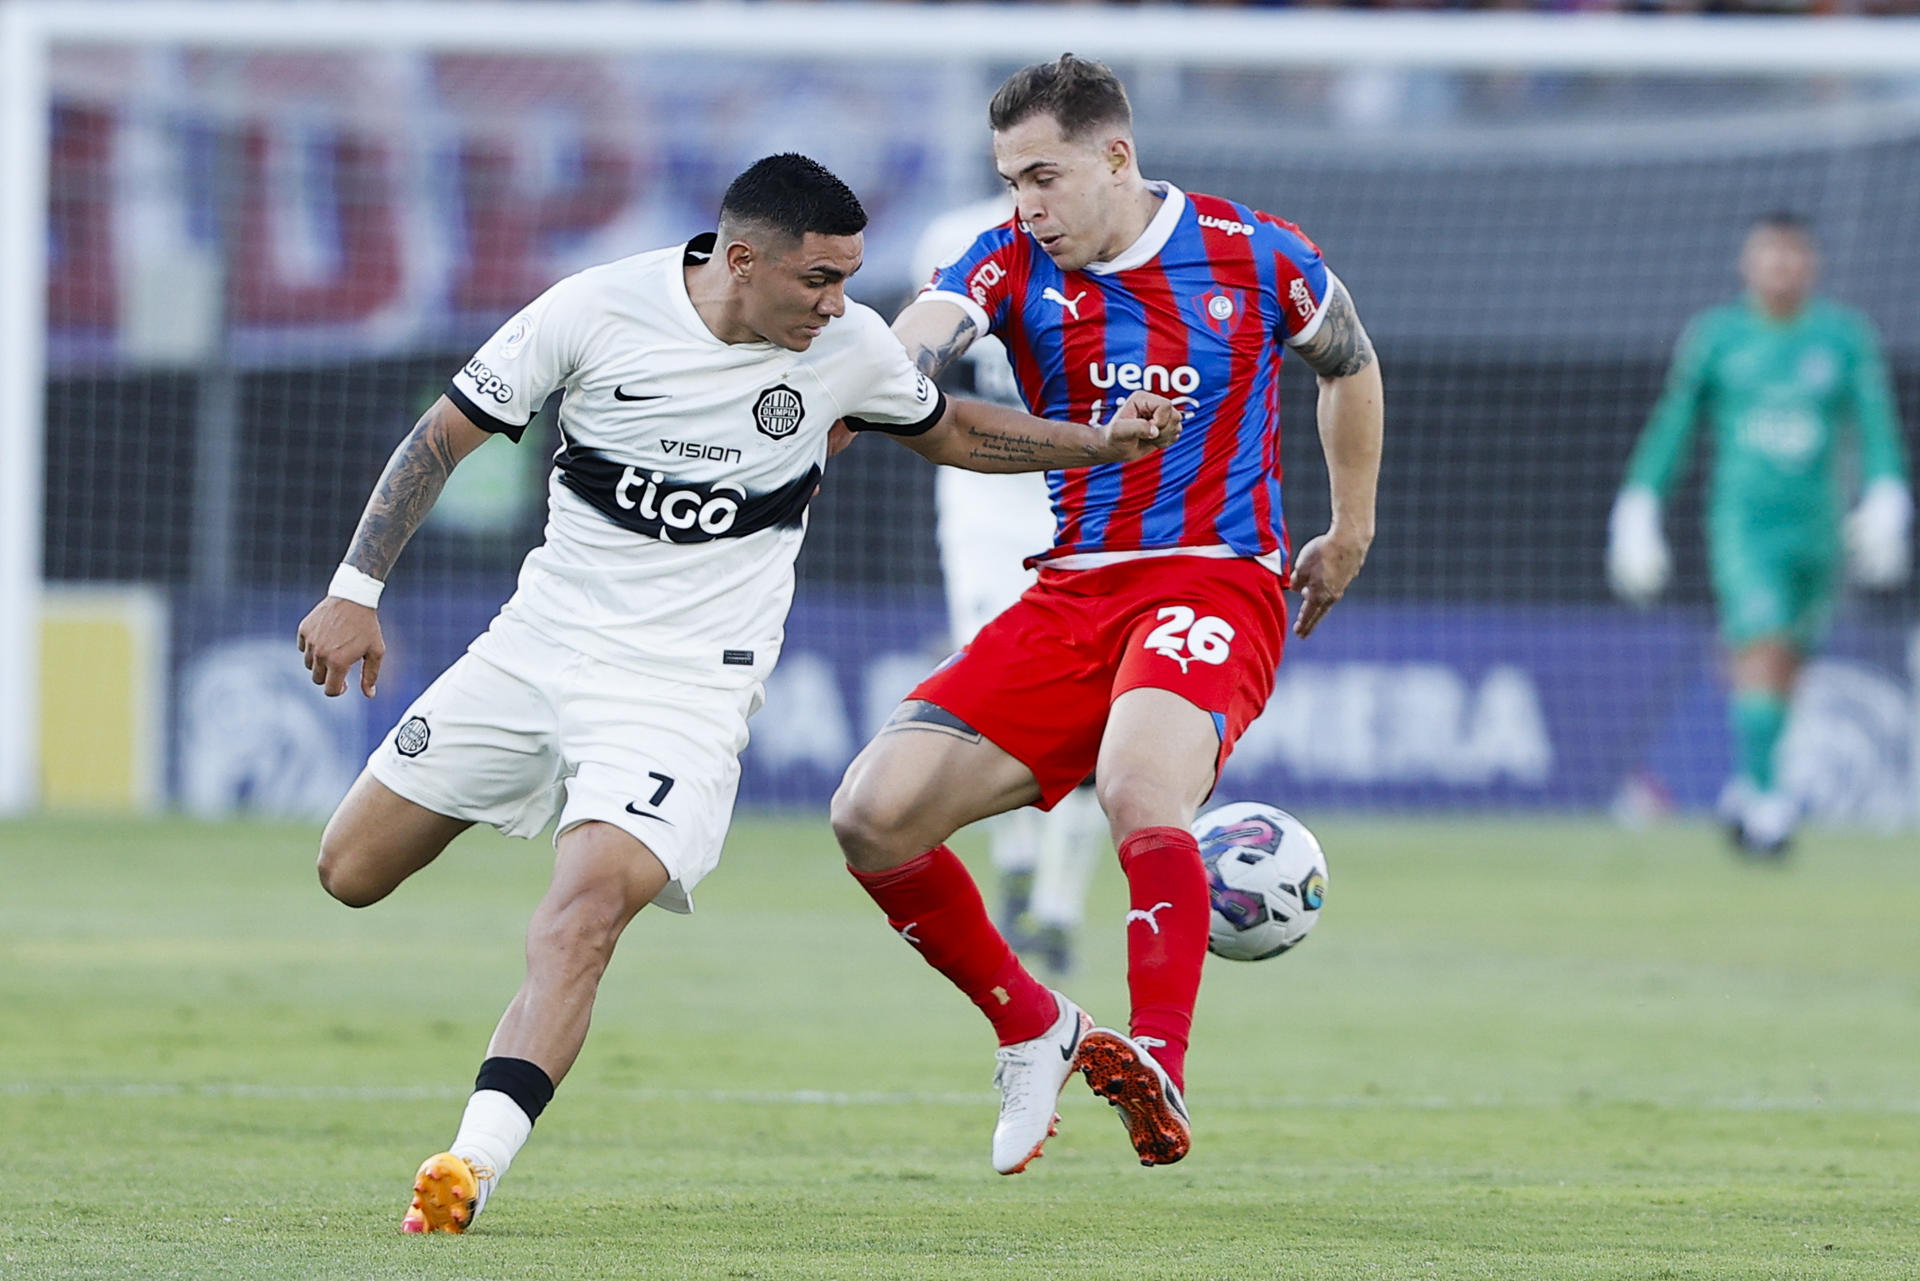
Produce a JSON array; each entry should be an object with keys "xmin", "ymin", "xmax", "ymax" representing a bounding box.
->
[
  {"xmin": 1126, "ymin": 901, "xmax": 1175, "ymax": 934},
  {"xmin": 1041, "ymin": 287, "xmax": 1087, "ymax": 320},
  {"xmin": 896, "ymin": 922, "xmax": 922, "ymax": 946}
]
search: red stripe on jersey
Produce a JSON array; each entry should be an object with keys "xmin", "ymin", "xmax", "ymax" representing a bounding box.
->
[
  {"xmin": 1183, "ymin": 195, "xmax": 1266, "ymax": 549},
  {"xmin": 1255, "ymin": 209, "xmax": 1322, "ymax": 257},
  {"xmin": 1050, "ymin": 272, "xmax": 1113, "ymax": 551},
  {"xmin": 999, "ymin": 241, "xmax": 1052, "ymax": 418},
  {"xmin": 1097, "ymin": 256, "xmax": 1186, "ymax": 549}
]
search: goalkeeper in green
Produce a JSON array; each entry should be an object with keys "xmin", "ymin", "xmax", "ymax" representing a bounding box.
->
[{"xmin": 1607, "ymin": 212, "xmax": 1911, "ymax": 856}]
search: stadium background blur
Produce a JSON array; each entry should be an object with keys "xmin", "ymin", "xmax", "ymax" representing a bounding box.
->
[
  {"xmin": 10, "ymin": 0, "xmax": 1916, "ymax": 829},
  {"xmin": 6, "ymin": 6, "xmax": 1920, "ymax": 1277}
]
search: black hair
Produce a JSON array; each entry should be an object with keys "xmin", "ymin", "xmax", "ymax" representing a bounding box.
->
[
  {"xmin": 718, "ymin": 153, "xmax": 867, "ymax": 243},
  {"xmin": 989, "ymin": 53, "xmax": 1133, "ymax": 139},
  {"xmin": 1751, "ymin": 209, "xmax": 1813, "ymax": 238}
]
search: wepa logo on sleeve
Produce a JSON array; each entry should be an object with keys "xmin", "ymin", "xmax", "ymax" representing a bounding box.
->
[{"xmin": 464, "ymin": 358, "xmax": 515, "ymax": 404}]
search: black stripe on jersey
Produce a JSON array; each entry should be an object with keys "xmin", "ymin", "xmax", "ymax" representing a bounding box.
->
[
  {"xmin": 843, "ymin": 387, "xmax": 948, "ymax": 438},
  {"xmin": 554, "ymin": 441, "xmax": 819, "ymax": 542},
  {"xmin": 446, "ymin": 381, "xmax": 530, "ymax": 443}
]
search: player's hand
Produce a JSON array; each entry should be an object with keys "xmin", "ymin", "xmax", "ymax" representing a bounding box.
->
[
  {"xmin": 1290, "ymin": 527, "xmax": 1369, "ymax": 639},
  {"xmin": 1606, "ymin": 488, "xmax": 1670, "ymax": 605},
  {"xmin": 1096, "ymin": 391, "xmax": 1183, "ymax": 462},
  {"xmin": 1845, "ymin": 479, "xmax": 1912, "ymax": 588},
  {"xmin": 297, "ymin": 597, "xmax": 386, "ymax": 698}
]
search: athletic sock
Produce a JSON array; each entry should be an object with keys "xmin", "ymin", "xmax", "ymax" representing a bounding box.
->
[
  {"xmin": 1731, "ymin": 690, "xmax": 1789, "ymax": 792},
  {"xmin": 1118, "ymin": 826, "xmax": 1210, "ymax": 1093},
  {"xmin": 851, "ymin": 846, "xmax": 1058, "ymax": 1046},
  {"xmin": 449, "ymin": 1056, "xmax": 554, "ymax": 1215}
]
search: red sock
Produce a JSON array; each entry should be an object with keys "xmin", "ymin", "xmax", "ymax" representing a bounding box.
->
[
  {"xmin": 850, "ymin": 846, "xmax": 1058, "ymax": 1046},
  {"xmin": 1118, "ymin": 826, "xmax": 1210, "ymax": 1091}
]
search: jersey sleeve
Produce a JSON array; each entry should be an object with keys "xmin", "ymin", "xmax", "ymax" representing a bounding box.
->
[
  {"xmin": 1841, "ymin": 310, "xmax": 1910, "ymax": 486},
  {"xmin": 1624, "ymin": 312, "xmax": 1718, "ymax": 499},
  {"xmin": 446, "ymin": 273, "xmax": 590, "ymax": 443},
  {"xmin": 839, "ymin": 310, "xmax": 949, "ymax": 437},
  {"xmin": 1253, "ymin": 213, "xmax": 1335, "ymax": 347},
  {"xmin": 918, "ymin": 225, "xmax": 1023, "ymax": 339}
]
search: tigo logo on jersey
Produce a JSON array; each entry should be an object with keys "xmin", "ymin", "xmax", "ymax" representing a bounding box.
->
[
  {"xmin": 464, "ymin": 358, "xmax": 514, "ymax": 403},
  {"xmin": 614, "ymin": 468, "xmax": 747, "ymax": 536},
  {"xmin": 753, "ymin": 385, "xmax": 805, "ymax": 440},
  {"xmin": 1088, "ymin": 362, "xmax": 1201, "ymax": 396},
  {"xmin": 1198, "ymin": 214, "xmax": 1255, "ymax": 237}
]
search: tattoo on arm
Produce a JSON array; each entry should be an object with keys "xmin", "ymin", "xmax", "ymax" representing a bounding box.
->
[
  {"xmin": 961, "ymin": 424, "xmax": 1096, "ymax": 469},
  {"xmin": 899, "ymin": 307, "xmax": 979, "ymax": 382},
  {"xmin": 1294, "ymin": 282, "xmax": 1377, "ymax": 380},
  {"xmin": 343, "ymin": 402, "xmax": 465, "ymax": 579}
]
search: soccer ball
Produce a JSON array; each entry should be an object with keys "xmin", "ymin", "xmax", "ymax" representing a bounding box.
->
[{"xmin": 1192, "ymin": 801, "xmax": 1328, "ymax": 961}]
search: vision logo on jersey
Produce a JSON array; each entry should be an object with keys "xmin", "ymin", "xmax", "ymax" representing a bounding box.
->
[
  {"xmin": 753, "ymin": 385, "xmax": 805, "ymax": 440},
  {"xmin": 463, "ymin": 358, "xmax": 514, "ymax": 404}
]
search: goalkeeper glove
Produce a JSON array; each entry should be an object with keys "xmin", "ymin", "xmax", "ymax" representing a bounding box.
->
[
  {"xmin": 1607, "ymin": 487, "xmax": 1670, "ymax": 605},
  {"xmin": 1845, "ymin": 478, "xmax": 1913, "ymax": 588}
]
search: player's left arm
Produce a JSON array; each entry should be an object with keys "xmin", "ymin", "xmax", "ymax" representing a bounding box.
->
[
  {"xmin": 895, "ymin": 391, "xmax": 1182, "ymax": 472},
  {"xmin": 1288, "ymin": 277, "xmax": 1383, "ymax": 639},
  {"xmin": 1842, "ymin": 313, "xmax": 1913, "ymax": 587}
]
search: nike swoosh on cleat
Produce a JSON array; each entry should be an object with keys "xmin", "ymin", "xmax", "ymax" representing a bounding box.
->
[
  {"xmin": 624, "ymin": 803, "xmax": 674, "ymax": 824},
  {"xmin": 613, "ymin": 386, "xmax": 669, "ymax": 402},
  {"xmin": 1060, "ymin": 1017, "xmax": 1085, "ymax": 1062}
]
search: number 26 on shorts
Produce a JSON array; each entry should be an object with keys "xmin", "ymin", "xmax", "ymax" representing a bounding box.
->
[{"xmin": 1142, "ymin": 605, "xmax": 1236, "ymax": 670}]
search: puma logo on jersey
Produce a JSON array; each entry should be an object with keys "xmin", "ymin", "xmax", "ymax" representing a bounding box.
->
[
  {"xmin": 1042, "ymin": 287, "xmax": 1088, "ymax": 320},
  {"xmin": 1126, "ymin": 901, "xmax": 1175, "ymax": 934}
]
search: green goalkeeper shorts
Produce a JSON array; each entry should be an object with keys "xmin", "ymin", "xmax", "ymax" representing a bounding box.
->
[{"xmin": 1708, "ymin": 525, "xmax": 1839, "ymax": 651}]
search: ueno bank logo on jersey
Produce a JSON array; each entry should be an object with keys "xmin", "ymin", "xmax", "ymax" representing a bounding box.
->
[
  {"xmin": 1198, "ymin": 214, "xmax": 1255, "ymax": 237},
  {"xmin": 1088, "ymin": 362, "xmax": 1202, "ymax": 396}
]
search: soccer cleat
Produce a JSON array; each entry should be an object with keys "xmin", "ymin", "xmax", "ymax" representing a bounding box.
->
[
  {"xmin": 990, "ymin": 990, "xmax": 1092, "ymax": 1175},
  {"xmin": 1735, "ymin": 790, "xmax": 1798, "ymax": 861},
  {"xmin": 1077, "ymin": 1028, "xmax": 1192, "ymax": 1167},
  {"xmin": 400, "ymin": 1152, "xmax": 479, "ymax": 1234}
]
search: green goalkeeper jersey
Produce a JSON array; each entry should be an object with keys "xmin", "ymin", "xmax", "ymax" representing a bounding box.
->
[{"xmin": 1624, "ymin": 297, "xmax": 1908, "ymax": 544}]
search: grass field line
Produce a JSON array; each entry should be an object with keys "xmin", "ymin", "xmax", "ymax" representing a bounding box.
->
[{"xmin": 8, "ymin": 1080, "xmax": 1920, "ymax": 1116}]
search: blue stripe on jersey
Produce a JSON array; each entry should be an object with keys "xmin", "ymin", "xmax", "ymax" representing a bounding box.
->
[
  {"xmin": 1136, "ymin": 213, "xmax": 1217, "ymax": 546},
  {"xmin": 1216, "ymin": 210, "xmax": 1285, "ymax": 554},
  {"xmin": 1014, "ymin": 267, "xmax": 1073, "ymax": 422},
  {"xmin": 1072, "ymin": 276, "xmax": 1151, "ymax": 548}
]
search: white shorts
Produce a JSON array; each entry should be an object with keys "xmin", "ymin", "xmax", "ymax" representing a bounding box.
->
[
  {"xmin": 935, "ymin": 467, "xmax": 1053, "ymax": 645},
  {"xmin": 367, "ymin": 616, "xmax": 762, "ymax": 913}
]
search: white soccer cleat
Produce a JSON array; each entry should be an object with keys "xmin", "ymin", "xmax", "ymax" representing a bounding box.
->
[
  {"xmin": 1739, "ymin": 790, "xmax": 1800, "ymax": 859},
  {"xmin": 990, "ymin": 990, "xmax": 1092, "ymax": 1175}
]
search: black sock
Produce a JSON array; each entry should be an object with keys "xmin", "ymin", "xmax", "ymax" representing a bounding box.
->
[{"xmin": 473, "ymin": 1056, "xmax": 556, "ymax": 1124}]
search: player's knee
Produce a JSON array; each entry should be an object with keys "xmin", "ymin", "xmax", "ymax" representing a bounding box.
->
[
  {"xmin": 829, "ymin": 775, "xmax": 916, "ymax": 870},
  {"xmin": 1095, "ymin": 770, "xmax": 1192, "ymax": 841},
  {"xmin": 526, "ymin": 895, "xmax": 623, "ymax": 975},
  {"xmin": 315, "ymin": 838, "xmax": 383, "ymax": 909}
]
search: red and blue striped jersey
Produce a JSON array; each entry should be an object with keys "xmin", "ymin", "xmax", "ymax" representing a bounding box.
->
[{"xmin": 922, "ymin": 184, "xmax": 1332, "ymax": 576}]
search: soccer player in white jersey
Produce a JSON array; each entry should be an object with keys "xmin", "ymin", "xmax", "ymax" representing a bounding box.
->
[
  {"xmin": 295, "ymin": 154, "xmax": 1179, "ymax": 1234},
  {"xmin": 916, "ymin": 197, "xmax": 1106, "ymax": 974}
]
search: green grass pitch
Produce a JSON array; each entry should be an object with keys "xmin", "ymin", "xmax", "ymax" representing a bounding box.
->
[{"xmin": 3, "ymin": 813, "xmax": 1917, "ymax": 1279}]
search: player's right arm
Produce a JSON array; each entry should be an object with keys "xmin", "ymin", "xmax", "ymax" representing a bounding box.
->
[
  {"xmin": 892, "ymin": 297, "xmax": 981, "ymax": 382},
  {"xmin": 297, "ymin": 396, "xmax": 492, "ymax": 698},
  {"xmin": 1608, "ymin": 313, "xmax": 1716, "ymax": 602}
]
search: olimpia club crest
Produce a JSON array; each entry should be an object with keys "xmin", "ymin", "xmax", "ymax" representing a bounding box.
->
[{"xmin": 753, "ymin": 384, "xmax": 805, "ymax": 439}]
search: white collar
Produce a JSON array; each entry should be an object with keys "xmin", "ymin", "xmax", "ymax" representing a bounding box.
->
[{"xmin": 1084, "ymin": 182, "xmax": 1184, "ymax": 276}]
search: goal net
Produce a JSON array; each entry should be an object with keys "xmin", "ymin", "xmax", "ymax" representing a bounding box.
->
[{"xmin": 5, "ymin": 4, "xmax": 1917, "ymax": 826}]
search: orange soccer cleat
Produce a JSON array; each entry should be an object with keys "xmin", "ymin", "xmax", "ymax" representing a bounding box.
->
[
  {"xmin": 400, "ymin": 1152, "xmax": 479, "ymax": 1234},
  {"xmin": 1077, "ymin": 1029, "xmax": 1192, "ymax": 1167}
]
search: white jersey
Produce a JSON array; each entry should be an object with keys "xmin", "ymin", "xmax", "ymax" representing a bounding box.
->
[
  {"xmin": 916, "ymin": 199, "xmax": 1055, "ymax": 643},
  {"xmin": 448, "ymin": 234, "xmax": 944, "ymax": 688}
]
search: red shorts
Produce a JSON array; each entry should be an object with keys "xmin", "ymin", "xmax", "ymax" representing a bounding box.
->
[{"xmin": 910, "ymin": 555, "xmax": 1289, "ymax": 808}]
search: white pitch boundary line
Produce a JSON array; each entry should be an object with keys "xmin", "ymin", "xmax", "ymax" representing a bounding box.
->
[{"xmin": 5, "ymin": 1082, "xmax": 1918, "ymax": 1115}]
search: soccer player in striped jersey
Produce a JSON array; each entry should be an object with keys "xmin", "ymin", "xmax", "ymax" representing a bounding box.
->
[{"xmin": 831, "ymin": 55, "xmax": 1383, "ymax": 1171}]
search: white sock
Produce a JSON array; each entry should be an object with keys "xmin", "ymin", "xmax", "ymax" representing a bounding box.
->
[{"xmin": 449, "ymin": 1089, "xmax": 533, "ymax": 1216}]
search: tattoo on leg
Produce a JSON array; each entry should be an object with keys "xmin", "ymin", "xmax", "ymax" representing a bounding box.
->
[{"xmin": 881, "ymin": 700, "xmax": 984, "ymax": 743}]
